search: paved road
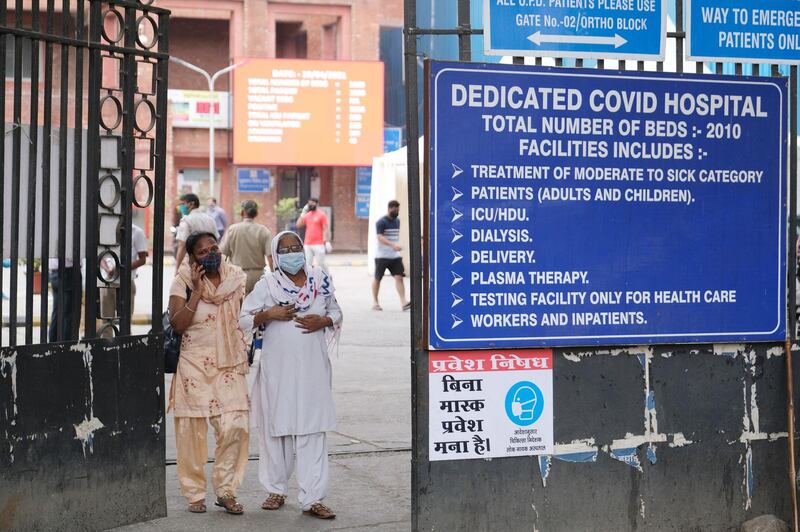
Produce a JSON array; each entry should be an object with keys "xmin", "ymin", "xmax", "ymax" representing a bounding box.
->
[{"xmin": 115, "ymin": 255, "xmax": 413, "ymax": 531}]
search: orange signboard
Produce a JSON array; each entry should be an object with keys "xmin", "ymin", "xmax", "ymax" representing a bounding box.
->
[{"xmin": 233, "ymin": 58, "xmax": 384, "ymax": 166}]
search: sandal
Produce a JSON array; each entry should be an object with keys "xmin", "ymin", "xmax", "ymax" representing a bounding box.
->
[
  {"xmin": 262, "ymin": 493, "xmax": 286, "ymax": 510},
  {"xmin": 215, "ymin": 493, "xmax": 244, "ymax": 515},
  {"xmin": 188, "ymin": 501, "xmax": 206, "ymax": 513},
  {"xmin": 303, "ymin": 502, "xmax": 336, "ymax": 519},
  {"xmin": 403, "ymin": 302, "xmax": 412, "ymax": 311},
  {"xmin": 372, "ymin": 304, "xmax": 383, "ymax": 311}
]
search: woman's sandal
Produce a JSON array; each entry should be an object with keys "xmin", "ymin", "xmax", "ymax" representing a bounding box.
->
[
  {"xmin": 262, "ymin": 493, "xmax": 286, "ymax": 510},
  {"xmin": 303, "ymin": 502, "xmax": 336, "ymax": 519},
  {"xmin": 188, "ymin": 501, "xmax": 206, "ymax": 513},
  {"xmin": 215, "ymin": 493, "xmax": 244, "ymax": 515}
]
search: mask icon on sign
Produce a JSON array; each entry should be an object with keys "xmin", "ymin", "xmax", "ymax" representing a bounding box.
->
[{"xmin": 510, "ymin": 385, "xmax": 538, "ymax": 420}]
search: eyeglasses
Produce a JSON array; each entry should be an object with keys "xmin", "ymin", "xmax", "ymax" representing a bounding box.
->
[{"xmin": 277, "ymin": 244, "xmax": 303, "ymax": 254}]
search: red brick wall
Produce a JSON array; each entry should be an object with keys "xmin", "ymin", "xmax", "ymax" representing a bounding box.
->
[{"xmin": 169, "ymin": 18, "xmax": 232, "ymax": 91}]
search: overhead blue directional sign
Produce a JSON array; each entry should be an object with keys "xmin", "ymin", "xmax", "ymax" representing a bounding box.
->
[
  {"xmin": 687, "ymin": 0, "xmax": 800, "ymax": 64},
  {"xmin": 483, "ymin": 0, "xmax": 666, "ymax": 60},
  {"xmin": 428, "ymin": 61, "xmax": 788, "ymax": 350}
]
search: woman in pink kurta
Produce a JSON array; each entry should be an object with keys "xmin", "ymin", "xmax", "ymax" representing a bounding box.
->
[{"xmin": 168, "ymin": 231, "xmax": 250, "ymax": 515}]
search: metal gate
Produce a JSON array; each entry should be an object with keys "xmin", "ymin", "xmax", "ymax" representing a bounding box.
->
[
  {"xmin": 405, "ymin": 1, "xmax": 799, "ymax": 530},
  {"xmin": 0, "ymin": 0, "xmax": 169, "ymax": 529}
]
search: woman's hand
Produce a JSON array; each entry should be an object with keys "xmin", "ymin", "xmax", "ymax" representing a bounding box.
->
[
  {"xmin": 294, "ymin": 314, "xmax": 333, "ymax": 334},
  {"xmin": 255, "ymin": 304, "xmax": 297, "ymax": 327},
  {"xmin": 189, "ymin": 262, "xmax": 205, "ymax": 296}
]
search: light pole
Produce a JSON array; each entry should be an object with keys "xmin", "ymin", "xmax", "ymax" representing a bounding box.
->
[{"xmin": 169, "ymin": 57, "xmax": 247, "ymax": 199}]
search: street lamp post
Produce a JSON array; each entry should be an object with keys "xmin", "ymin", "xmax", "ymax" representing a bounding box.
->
[{"xmin": 169, "ymin": 57, "xmax": 246, "ymax": 199}]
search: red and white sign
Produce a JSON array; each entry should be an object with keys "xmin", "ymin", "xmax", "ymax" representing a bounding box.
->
[{"xmin": 429, "ymin": 349, "xmax": 554, "ymax": 461}]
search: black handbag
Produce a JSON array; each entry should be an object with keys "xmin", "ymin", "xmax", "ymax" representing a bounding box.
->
[{"xmin": 163, "ymin": 287, "xmax": 191, "ymax": 374}]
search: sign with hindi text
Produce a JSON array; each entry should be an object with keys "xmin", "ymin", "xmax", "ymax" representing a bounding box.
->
[{"xmin": 429, "ymin": 349, "xmax": 554, "ymax": 461}]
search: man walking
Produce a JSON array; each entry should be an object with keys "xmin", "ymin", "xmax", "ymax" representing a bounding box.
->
[
  {"xmin": 373, "ymin": 200, "xmax": 410, "ymax": 311},
  {"xmin": 98, "ymin": 223, "xmax": 149, "ymax": 336},
  {"xmin": 296, "ymin": 197, "xmax": 330, "ymax": 269},
  {"xmin": 174, "ymin": 193, "xmax": 218, "ymax": 268},
  {"xmin": 221, "ymin": 200, "xmax": 273, "ymax": 294},
  {"xmin": 206, "ymin": 197, "xmax": 229, "ymax": 240}
]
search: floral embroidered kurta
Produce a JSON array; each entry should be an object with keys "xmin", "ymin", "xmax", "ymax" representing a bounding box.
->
[{"xmin": 169, "ymin": 274, "xmax": 249, "ymax": 418}]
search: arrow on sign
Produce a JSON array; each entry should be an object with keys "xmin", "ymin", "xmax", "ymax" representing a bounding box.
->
[
  {"xmin": 451, "ymin": 272, "xmax": 463, "ymax": 286},
  {"xmin": 451, "ymin": 292, "xmax": 463, "ymax": 308},
  {"xmin": 451, "ymin": 250, "xmax": 463, "ymax": 265},
  {"xmin": 527, "ymin": 31, "xmax": 627, "ymax": 48},
  {"xmin": 451, "ymin": 186, "xmax": 463, "ymax": 201},
  {"xmin": 451, "ymin": 163, "xmax": 463, "ymax": 178},
  {"xmin": 452, "ymin": 207, "xmax": 463, "ymax": 222},
  {"xmin": 451, "ymin": 228, "xmax": 463, "ymax": 243},
  {"xmin": 451, "ymin": 314, "xmax": 463, "ymax": 329}
]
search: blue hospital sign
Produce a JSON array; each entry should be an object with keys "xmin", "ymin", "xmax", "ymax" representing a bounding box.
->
[
  {"xmin": 427, "ymin": 61, "xmax": 788, "ymax": 350},
  {"xmin": 484, "ymin": 0, "xmax": 666, "ymax": 60},
  {"xmin": 687, "ymin": 0, "xmax": 800, "ymax": 64}
]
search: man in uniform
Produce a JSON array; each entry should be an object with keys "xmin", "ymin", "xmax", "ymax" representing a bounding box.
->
[{"xmin": 221, "ymin": 200, "xmax": 273, "ymax": 294}]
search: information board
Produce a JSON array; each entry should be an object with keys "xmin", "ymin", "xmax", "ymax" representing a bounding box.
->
[
  {"xmin": 428, "ymin": 61, "xmax": 787, "ymax": 349},
  {"xmin": 384, "ymin": 127, "xmax": 403, "ymax": 153},
  {"xmin": 429, "ymin": 349, "xmax": 554, "ymax": 461},
  {"xmin": 687, "ymin": 0, "xmax": 800, "ymax": 64},
  {"xmin": 233, "ymin": 58, "xmax": 384, "ymax": 166},
  {"xmin": 355, "ymin": 167, "xmax": 372, "ymax": 219},
  {"xmin": 168, "ymin": 89, "xmax": 230, "ymax": 129},
  {"xmin": 236, "ymin": 168, "xmax": 271, "ymax": 193},
  {"xmin": 483, "ymin": 0, "xmax": 666, "ymax": 60}
]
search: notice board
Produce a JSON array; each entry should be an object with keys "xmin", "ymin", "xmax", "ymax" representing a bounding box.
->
[
  {"xmin": 427, "ymin": 61, "xmax": 788, "ymax": 350},
  {"xmin": 233, "ymin": 58, "xmax": 384, "ymax": 166}
]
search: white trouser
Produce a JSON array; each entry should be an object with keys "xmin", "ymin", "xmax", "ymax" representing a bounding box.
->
[
  {"xmin": 258, "ymin": 432, "xmax": 329, "ymax": 511},
  {"xmin": 304, "ymin": 244, "xmax": 327, "ymax": 269}
]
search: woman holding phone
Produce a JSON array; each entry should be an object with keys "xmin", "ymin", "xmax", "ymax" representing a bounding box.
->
[{"xmin": 168, "ymin": 231, "xmax": 249, "ymax": 515}]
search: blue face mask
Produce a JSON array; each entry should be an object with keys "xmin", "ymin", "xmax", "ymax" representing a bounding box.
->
[
  {"xmin": 278, "ymin": 252, "xmax": 305, "ymax": 274},
  {"xmin": 198, "ymin": 251, "xmax": 222, "ymax": 273}
]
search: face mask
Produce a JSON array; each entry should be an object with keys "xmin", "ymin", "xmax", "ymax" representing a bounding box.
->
[
  {"xmin": 308, "ymin": 204, "xmax": 317, "ymax": 211},
  {"xmin": 178, "ymin": 204, "xmax": 189, "ymax": 216},
  {"xmin": 278, "ymin": 252, "xmax": 305, "ymax": 275},
  {"xmin": 198, "ymin": 251, "xmax": 222, "ymax": 273}
]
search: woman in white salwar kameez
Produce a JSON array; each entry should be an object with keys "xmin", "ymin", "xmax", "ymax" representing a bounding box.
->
[{"xmin": 239, "ymin": 230, "xmax": 342, "ymax": 520}]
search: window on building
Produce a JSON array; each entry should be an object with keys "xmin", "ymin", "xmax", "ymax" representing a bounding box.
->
[
  {"xmin": 5, "ymin": 35, "xmax": 34, "ymax": 80},
  {"xmin": 321, "ymin": 22, "xmax": 338, "ymax": 60},
  {"xmin": 276, "ymin": 22, "xmax": 307, "ymax": 59},
  {"xmin": 177, "ymin": 167, "xmax": 222, "ymax": 201}
]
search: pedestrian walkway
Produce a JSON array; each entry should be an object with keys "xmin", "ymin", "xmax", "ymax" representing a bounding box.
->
[{"xmin": 114, "ymin": 255, "xmax": 412, "ymax": 531}]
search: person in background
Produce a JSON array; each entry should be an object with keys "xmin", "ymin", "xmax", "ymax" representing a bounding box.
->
[
  {"xmin": 240, "ymin": 231, "xmax": 342, "ymax": 520},
  {"xmin": 168, "ymin": 231, "xmax": 250, "ymax": 515},
  {"xmin": 174, "ymin": 193, "xmax": 218, "ymax": 269},
  {"xmin": 221, "ymin": 200, "xmax": 273, "ymax": 295},
  {"xmin": 171, "ymin": 199, "xmax": 189, "ymax": 258},
  {"xmin": 372, "ymin": 200, "xmax": 410, "ymax": 311},
  {"xmin": 296, "ymin": 197, "xmax": 330, "ymax": 269},
  {"xmin": 48, "ymin": 257, "xmax": 82, "ymax": 342},
  {"xmin": 207, "ymin": 197, "xmax": 229, "ymax": 240},
  {"xmin": 98, "ymin": 223, "xmax": 149, "ymax": 334}
]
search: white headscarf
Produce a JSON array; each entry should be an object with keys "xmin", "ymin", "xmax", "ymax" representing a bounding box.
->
[{"xmin": 265, "ymin": 230, "xmax": 341, "ymax": 355}]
